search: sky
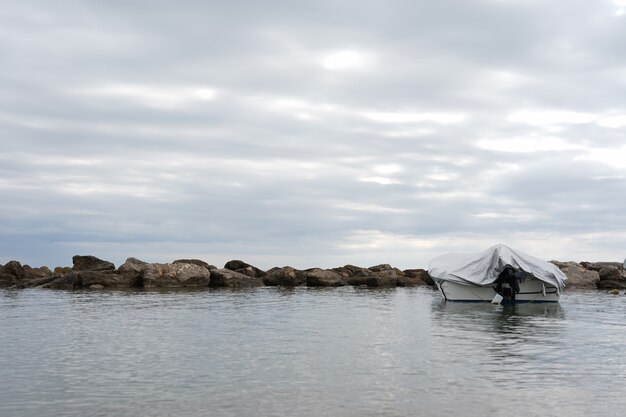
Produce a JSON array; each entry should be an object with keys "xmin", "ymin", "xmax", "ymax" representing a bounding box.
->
[{"xmin": 1, "ymin": 0, "xmax": 626, "ymax": 270}]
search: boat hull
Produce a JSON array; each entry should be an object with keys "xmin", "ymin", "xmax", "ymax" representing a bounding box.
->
[{"xmin": 436, "ymin": 278, "xmax": 560, "ymax": 303}]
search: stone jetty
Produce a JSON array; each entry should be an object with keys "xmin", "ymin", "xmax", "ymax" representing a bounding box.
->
[{"xmin": 0, "ymin": 255, "xmax": 623, "ymax": 291}]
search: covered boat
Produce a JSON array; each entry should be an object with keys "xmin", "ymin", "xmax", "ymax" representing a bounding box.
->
[{"xmin": 428, "ymin": 244, "xmax": 567, "ymax": 303}]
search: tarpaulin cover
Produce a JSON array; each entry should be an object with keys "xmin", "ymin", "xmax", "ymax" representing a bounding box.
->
[{"xmin": 428, "ymin": 244, "xmax": 567, "ymax": 290}]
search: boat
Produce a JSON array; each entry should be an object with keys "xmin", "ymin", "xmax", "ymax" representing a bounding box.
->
[{"xmin": 428, "ymin": 244, "xmax": 567, "ymax": 303}]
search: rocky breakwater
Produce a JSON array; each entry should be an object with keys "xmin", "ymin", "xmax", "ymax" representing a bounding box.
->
[
  {"xmin": 551, "ymin": 260, "xmax": 626, "ymax": 290},
  {"xmin": 2, "ymin": 255, "xmax": 624, "ymax": 292},
  {"xmin": 0, "ymin": 256, "xmax": 432, "ymax": 290}
]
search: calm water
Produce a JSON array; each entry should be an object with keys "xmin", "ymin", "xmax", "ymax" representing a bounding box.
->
[{"xmin": 1, "ymin": 287, "xmax": 625, "ymax": 417}]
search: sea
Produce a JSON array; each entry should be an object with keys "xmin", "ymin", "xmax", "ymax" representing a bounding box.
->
[{"xmin": 1, "ymin": 287, "xmax": 625, "ymax": 417}]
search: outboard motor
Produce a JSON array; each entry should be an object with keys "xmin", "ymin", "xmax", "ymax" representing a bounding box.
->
[{"xmin": 495, "ymin": 267, "xmax": 520, "ymax": 302}]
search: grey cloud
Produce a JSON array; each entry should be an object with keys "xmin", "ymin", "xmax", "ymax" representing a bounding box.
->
[{"xmin": 1, "ymin": 0, "xmax": 625, "ymax": 269}]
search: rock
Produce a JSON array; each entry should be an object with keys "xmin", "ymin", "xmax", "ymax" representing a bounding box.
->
[
  {"xmin": 90, "ymin": 284, "xmax": 104, "ymax": 289},
  {"xmin": 263, "ymin": 267, "xmax": 305, "ymax": 286},
  {"xmin": 0, "ymin": 260, "xmax": 26, "ymax": 287},
  {"xmin": 365, "ymin": 270, "xmax": 399, "ymax": 287},
  {"xmin": 580, "ymin": 261, "xmax": 623, "ymax": 272},
  {"xmin": 142, "ymin": 263, "xmax": 211, "ymax": 288},
  {"xmin": 609, "ymin": 288, "xmax": 620, "ymax": 295},
  {"xmin": 236, "ymin": 266, "xmax": 261, "ymax": 278},
  {"xmin": 224, "ymin": 260, "xmax": 265, "ymax": 277},
  {"xmin": 117, "ymin": 257, "xmax": 148, "ymax": 287},
  {"xmin": 551, "ymin": 261, "xmax": 599, "ymax": 289},
  {"xmin": 53, "ymin": 266, "xmax": 72, "ymax": 275},
  {"xmin": 598, "ymin": 267, "xmax": 624, "ymax": 282},
  {"xmin": 79, "ymin": 271, "xmax": 136, "ymax": 288},
  {"xmin": 20, "ymin": 275, "xmax": 59, "ymax": 288},
  {"xmin": 332, "ymin": 264, "xmax": 366, "ymax": 278},
  {"xmin": 597, "ymin": 280, "xmax": 626, "ymax": 290},
  {"xmin": 118, "ymin": 257, "xmax": 147, "ymax": 274},
  {"xmin": 209, "ymin": 268, "xmax": 264, "ymax": 288},
  {"xmin": 346, "ymin": 269, "xmax": 374, "ymax": 286},
  {"xmin": 398, "ymin": 269, "xmax": 430, "ymax": 286},
  {"xmin": 72, "ymin": 255, "xmax": 115, "ymax": 273},
  {"xmin": 43, "ymin": 272, "xmax": 81, "ymax": 289},
  {"xmin": 23, "ymin": 265, "xmax": 52, "ymax": 280},
  {"xmin": 305, "ymin": 269, "xmax": 347, "ymax": 287},
  {"xmin": 2, "ymin": 263, "xmax": 54, "ymax": 288},
  {"xmin": 173, "ymin": 259, "xmax": 216, "ymax": 270},
  {"xmin": 3, "ymin": 260, "xmax": 25, "ymax": 278},
  {"xmin": 368, "ymin": 264, "xmax": 393, "ymax": 273}
]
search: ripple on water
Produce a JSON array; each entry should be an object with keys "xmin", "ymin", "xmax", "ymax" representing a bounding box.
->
[{"xmin": 1, "ymin": 287, "xmax": 626, "ymax": 417}]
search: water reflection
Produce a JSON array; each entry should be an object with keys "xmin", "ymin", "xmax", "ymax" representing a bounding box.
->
[
  {"xmin": 429, "ymin": 299, "xmax": 570, "ymax": 392},
  {"xmin": 431, "ymin": 301, "xmax": 565, "ymax": 328}
]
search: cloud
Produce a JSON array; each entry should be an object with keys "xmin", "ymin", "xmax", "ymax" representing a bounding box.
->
[{"xmin": 1, "ymin": 0, "xmax": 625, "ymax": 269}]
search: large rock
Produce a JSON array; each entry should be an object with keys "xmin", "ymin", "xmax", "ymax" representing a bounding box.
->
[
  {"xmin": 118, "ymin": 257, "xmax": 148, "ymax": 274},
  {"xmin": 398, "ymin": 269, "xmax": 432, "ymax": 287},
  {"xmin": 551, "ymin": 261, "xmax": 599, "ymax": 289},
  {"xmin": 111, "ymin": 257, "xmax": 147, "ymax": 287},
  {"xmin": 597, "ymin": 280, "xmax": 626, "ymax": 290},
  {"xmin": 142, "ymin": 263, "xmax": 211, "ymax": 288},
  {"xmin": 209, "ymin": 268, "xmax": 264, "ymax": 288},
  {"xmin": 173, "ymin": 259, "xmax": 216, "ymax": 270},
  {"xmin": 0, "ymin": 260, "xmax": 26, "ymax": 287},
  {"xmin": 72, "ymin": 255, "xmax": 115, "ymax": 273},
  {"xmin": 224, "ymin": 260, "xmax": 265, "ymax": 277},
  {"xmin": 580, "ymin": 262, "xmax": 623, "ymax": 272},
  {"xmin": 53, "ymin": 266, "xmax": 72, "ymax": 276},
  {"xmin": 23, "ymin": 265, "xmax": 52, "ymax": 280},
  {"xmin": 305, "ymin": 269, "xmax": 347, "ymax": 287},
  {"xmin": 20, "ymin": 275, "xmax": 59, "ymax": 288},
  {"xmin": 18, "ymin": 265, "xmax": 54, "ymax": 288},
  {"xmin": 43, "ymin": 272, "xmax": 81, "ymax": 289},
  {"xmin": 79, "ymin": 271, "xmax": 137, "ymax": 288},
  {"xmin": 598, "ymin": 266, "xmax": 624, "ymax": 282},
  {"xmin": 332, "ymin": 265, "xmax": 366, "ymax": 278},
  {"xmin": 398, "ymin": 269, "xmax": 430, "ymax": 286},
  {"xmin": 42, "ymin": 270, "xmax": 135, "ymax": 289},
  {"xmin": 365, "ymin": 270, "xmax": 399, "ymax": 287},
  {"xmin": 263, "ymin": 267, "xmax": 305, "ymax": 286},
  {"xmin": 368, "ymin": 264, "xmax": 393, "ymax": 273},
  {"xmin": 346, "ymin": 269, "xmax": 375, "ymax": 286}
]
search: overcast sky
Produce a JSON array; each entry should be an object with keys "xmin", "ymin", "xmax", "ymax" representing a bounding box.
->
[{"xmin": 1, "ymin": 0, "xmax": 625, "ymax": 270}]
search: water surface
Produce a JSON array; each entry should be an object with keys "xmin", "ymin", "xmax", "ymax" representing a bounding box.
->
[{"xmin": 1, "ymin": 287, "xmax": 625, "ymax": 416}]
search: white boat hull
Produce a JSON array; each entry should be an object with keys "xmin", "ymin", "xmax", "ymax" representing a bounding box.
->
[{"xmin": 436, "ymin": 278, "xmax": 560, "ymax": 303}]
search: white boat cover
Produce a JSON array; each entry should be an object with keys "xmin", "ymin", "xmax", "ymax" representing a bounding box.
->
[{"xmin": 428, "ymin": 244, "xmax": 567, "ymax": 290}]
